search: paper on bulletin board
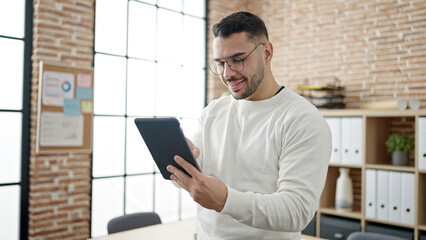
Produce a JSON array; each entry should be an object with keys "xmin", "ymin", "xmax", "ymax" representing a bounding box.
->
[
  {"xmin": 40, "ymin": 111, "xmax": 84, "ymax": 146},
  {"xmin": 42, "ymin": 71, "xmax": 75, "ymax": 106},
  {"xmin": 81, "ymin": 100, "xmax": 93, "ymax": 114},
  {"xmin": 76, "ymin": 87, "xmax": 93, "ymax": 100},
  {"xmin": 63, "ymin": 99, "xmax": 81, "ymax": 115},
  {"xmin": 77, "ymin": 73, "xmax": 92, "ymax": 88}
]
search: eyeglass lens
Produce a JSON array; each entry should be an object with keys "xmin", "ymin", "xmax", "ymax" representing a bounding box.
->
[{"xmin": 209, "ymin": 57, "xmax": 244, "ymax": 75}]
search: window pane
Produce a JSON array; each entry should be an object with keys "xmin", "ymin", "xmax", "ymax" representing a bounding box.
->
[
  {"xmin": 93, "ymin": 116, "xmax": 125, "ymax": 177},
  {"xmin": 91, "ymin": 177, "xmax": 124, "ymax": 237},
  {"xmin": 126, "ymin": 59, "xmax": 156, "ymax": 116},
  {"xmin": 183, "ymin": 16, "xmax": 205, "ymax": 68},
  {"xmin": 128, "ymin": 2, "xmax": 156, "ymax": 60},
  {"xmin": 181, "ymin": 67, "xmax": 205, "ymax": 118},
  {"xmin": 0, "ymin": 0, "xmax": 25, "ymax": 38},
  {"xmin": 0, "ymin": 112, "xmax": 21, "ymax": 184},
  {"xmin": 0, "ymin": 38, "xmax": 23, "ymax": 110},
  {"xmin": 126, "ymin": 117, "xmax": 155, "ymax": 174},
  {"xmin": 183, "ymin": 0, "xmax": 205, "ymax": 18},
  {"xmin": 95, "ymin": 0, "xmax": 127, "ymax": 55},
  {"xmin": 125, "ymin": 175, "xmax": 154, "ymax": 214},
  {"xmin": 157, "ymin": 0, "xmax": 182, "ymax": 12},
  {"xmin": 155, "ymin": 63, "xmax": 184, "ymax": 117},
  {"xmin": 155, "ymin": 174, "xmax": 179, "ymax": 222},
  {"xmin": 94, "ymin": 54, "xmax": 126, "ymax": 115},
  {"xmin": 91, "ymin": 0, "xmax": 206, "ymax": 236},
  {"xmin": 180, "ymin": 189, "xmax": 196, "ymax": 219},
  {"xmin": 157, "ymin": 9, "xmax": 182, "ymax": 64},
  {"xmin": 0, "ymin": 185, "xmax": 20, "ymax": 240}
]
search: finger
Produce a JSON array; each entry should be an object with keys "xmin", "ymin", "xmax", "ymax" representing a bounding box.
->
[
  {"xmin": 170, "ymin": 174, "xmax": 182, "ymax": 186},
  {"xmin": 166, "ymin": 164, "xmax": 178, "ymax": 173},
  {"xmin": 186, "ymin": 138, "xmax": 200, "ymax": 159},
  {"xmin": 192, "ymin": 147, "xmax": 200, "ymax": 159},
  {"xmin": 174, "ymin": 155, "xmax": 202, "ymax": 178},
  {"xmin": 186, "ymin": 138, "xmax": 195, "ymax": 148},
  {"xmin": 170, "ymin": 174, "xmax": 189, "ymax": 191},
  {"xmin": 167, "ymin": 165, "xmax": 189, "ymax": 180},
  {"xmin": 168, "ymin": 168, "xmax": 191, "ymax": 190}
]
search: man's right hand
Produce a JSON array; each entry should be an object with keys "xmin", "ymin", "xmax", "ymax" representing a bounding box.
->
[{"xmin": 167, "ymin": 155, "xmax": 228, "ymax": 212}]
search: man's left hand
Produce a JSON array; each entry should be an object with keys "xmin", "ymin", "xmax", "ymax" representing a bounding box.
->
[{"xmin": 167, "ymin": 155, "xmax": 228, "ymax": 212}]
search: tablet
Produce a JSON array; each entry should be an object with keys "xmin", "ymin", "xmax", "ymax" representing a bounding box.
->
[{"xmin": 134, "ymin": 117, "xmax": 201, "ymax": 180}]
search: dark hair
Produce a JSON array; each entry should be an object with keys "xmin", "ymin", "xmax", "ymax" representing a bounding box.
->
[{"xmin": 212, "ymin": 11, "xmax": 269, "ymax": 42}]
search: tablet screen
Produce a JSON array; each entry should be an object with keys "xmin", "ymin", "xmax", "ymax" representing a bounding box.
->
[{"xmin": 134, "ymin": 117, "xmax": 201, "ymax": 180}]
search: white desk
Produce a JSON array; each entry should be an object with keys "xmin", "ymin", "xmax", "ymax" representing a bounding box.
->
[
  {"xmin": 89, "ymin": 218, "xmax": 196, "ymax": 240},
  {"xmin": 88, "ymin": 218, "xmax": 325, "ymax": 240}
]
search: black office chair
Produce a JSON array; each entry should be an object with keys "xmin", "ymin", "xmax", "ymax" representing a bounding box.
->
[
  {"xmin": 347, "ymin": 232, "xmax": 408, "ymax": 240},
  {"xmin": 107, "ymin": 212, "xmax": 162, "ymax": 234}
]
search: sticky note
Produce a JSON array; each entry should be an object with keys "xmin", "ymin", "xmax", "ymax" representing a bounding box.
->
[
  {"xmin": 76, "ymin": 88, "xmax": 93, "ymax": 100},
  {"xmin": 77, "ymin": 73, "xmax": 91, "ymax": 88},
  {"xmin": 81, "ymin": 100, "xmax": 93, "ymax": 114},
  {"xmin": 63, "ymin": 99, "xmax": 81, "ymax": 115}
]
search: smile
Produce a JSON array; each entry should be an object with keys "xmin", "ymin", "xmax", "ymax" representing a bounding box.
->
[{"xmin": 228, "ymin": 79, "xmax": 246, "ymax": 92}]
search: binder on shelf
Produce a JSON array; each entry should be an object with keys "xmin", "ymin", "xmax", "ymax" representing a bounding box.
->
[
  {"xmin": 341, "ymin": 117, "xmax": 363, "ymax": 165},
  {"xmin": 365, "ymin": 169, "xmax": 377, "ymax": 219},
  {"xmin": 388, "ymin": 171, "xmax": 402, "ymax": 222},
  {"xmin": 419, "ymin": 117, "xmax": 426, "ymax": 170},
  {"xmin": 326, "ymin": 117, "xmax": 341, "ymax": 163},
  {"xmin": 376, "ymin": 170, "xmax": 389, "ymax": 221},
  {"xmin": 341, "ymin": 118, "xmax": 352, "ymax": 165},
  {"xmin": 351, "ymin": 117, "xmax": 363, "ymax": 165},
  {"xmin": 401, "ymin": 172, "xmax": 415, "ymax": 225}
]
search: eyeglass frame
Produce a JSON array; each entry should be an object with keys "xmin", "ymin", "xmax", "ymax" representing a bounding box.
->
[{"xmin": 208, "ymin": 42, "xmax": 265, "ymax": 75}]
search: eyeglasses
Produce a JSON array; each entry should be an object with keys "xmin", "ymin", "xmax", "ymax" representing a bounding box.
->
[{"xmin": 208, "ymin": 42, "xmax": 265, "ymax": 75}]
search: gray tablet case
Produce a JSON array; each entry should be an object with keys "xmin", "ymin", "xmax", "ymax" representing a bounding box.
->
[{"xmin": 134, "ymin": 117, "xmax": 200, "ymax": 180}]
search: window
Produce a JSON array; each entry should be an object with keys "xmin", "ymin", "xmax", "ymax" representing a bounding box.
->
[
  {"xmin": 91, "ymin": 0, "xmax": 206, "ymax": 237},
  {"xmin": 0, "ymin": 0, "xmax": 31, "ymax": 239}
]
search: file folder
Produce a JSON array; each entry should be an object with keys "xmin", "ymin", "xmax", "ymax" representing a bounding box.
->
[
  {"xmin": 365, "ymin": 169, "xmax": 377, "ymax": 218},
  {"xmin": 341, "ymin": 117, "xmax": 363, "ymax": 165},
  {"xmin": 326, "ymin": 117, "xmax": 341, "ymax": 164},
  {"xmin": 401, "ymin": 172, "xmax": 415, "ymax": 225},
  {"xmin": 388, "ymin": 171, "xmax": 402, "ymax": 222},
  {"xmin": 351, "ymin": 117, "xmax": 363, "ymax": 165},
  {"xmin": 376, "ymin": 170, "xmax": 389, "ymax": 221},
  {"xmin": 341, "ymin": 118, "xmax": 352, "ymax": 165}
]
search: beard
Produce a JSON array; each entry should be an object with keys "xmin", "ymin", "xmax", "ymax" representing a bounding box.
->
[{"xmin": 228, "ymin": 60, "xmax": 265, "ymax": 100}]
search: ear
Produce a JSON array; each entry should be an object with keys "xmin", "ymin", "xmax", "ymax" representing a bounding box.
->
[{"xmin": 263, "ymin": 42, "xmax": 273, "ymax": 63}]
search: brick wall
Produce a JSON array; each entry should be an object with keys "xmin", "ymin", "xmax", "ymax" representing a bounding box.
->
[
  {"xmin": 30, "ymin": 0, "xmax": 94, "ymax": 239},
  {"xmin": 207, "ymin": 0, "xmax": 426, "ymax": 109}
]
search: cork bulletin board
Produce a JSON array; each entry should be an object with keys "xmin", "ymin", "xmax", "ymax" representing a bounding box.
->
[{"xmin": 35, "ymin": 61, "xmax": 94, "ymax": 154}]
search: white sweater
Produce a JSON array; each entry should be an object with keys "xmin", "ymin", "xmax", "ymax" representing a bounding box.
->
[{"xmin": 191, "ymin": 88, "xmax": 331, "ymax": 240}]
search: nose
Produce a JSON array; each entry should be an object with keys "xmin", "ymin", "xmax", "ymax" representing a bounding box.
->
[{"xmin": 222, "ymin": 62, "xmax": 237, "ymax": 79}]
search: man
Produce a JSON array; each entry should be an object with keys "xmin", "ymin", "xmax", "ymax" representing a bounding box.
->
[{"xmin": 167, "ymin": 11, "xmax": 331, "ymax": 239}]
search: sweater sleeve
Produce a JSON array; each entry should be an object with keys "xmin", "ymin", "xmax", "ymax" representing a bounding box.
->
[{"xmin": 220, "ymin": 111, "xmax": 331, "ymax": 232}]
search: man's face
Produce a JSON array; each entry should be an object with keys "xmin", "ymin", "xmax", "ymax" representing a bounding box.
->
[{"xmin": 212, "ymin": 32, "xmax": 265, "ymax": 100}]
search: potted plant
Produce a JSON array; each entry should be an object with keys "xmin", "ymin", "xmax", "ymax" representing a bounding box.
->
[{"xmin": 385, "ymin": 133, "xmax": 414, "ymax": 166}]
